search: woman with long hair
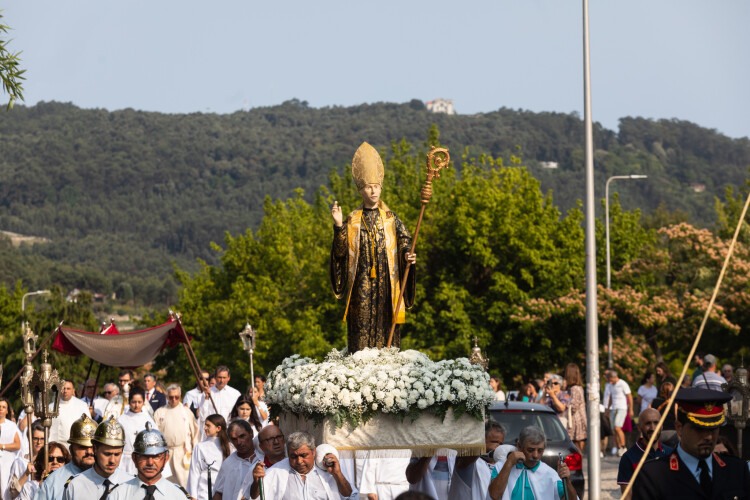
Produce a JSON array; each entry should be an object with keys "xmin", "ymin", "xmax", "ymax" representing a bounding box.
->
[
  {"xmin": 654, "ymin": 361, "xmax": 676, "ymax": 388},
  {"xmin": 636, "ymin": 372, "xmax": 658, "ymax": 412},
  {"xmin": 0, "ymin": 397, "xmax": 22, "ymax": 499},
  {"xmin": 187, "ymin": 414, "xmax": 231, "ymax": 500},
  {"xmin": 19, "ymin": 441, "xmax": 69, "ymax": 500},
  {"xmin": 564, "ymin": 363, "xmax": 587, "ymax": 454},
  {"xmin": 229, "ymin": 398, "xmax": 263, "ymax": 437}
]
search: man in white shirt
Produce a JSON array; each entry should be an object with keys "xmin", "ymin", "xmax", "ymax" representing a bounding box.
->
[
  {"xmin": 212, "ymin": 420, "xmax": 260, "ymax": 500},
  {"xmin": 447, "ymin": 421, "xmax": 506, "ymax": 500},
  {"xmin": 109, "ymin": 423, "xmax": 190, "ymax": 500},
  {"xmin": 248, "ymin": 431, "xmax": 356, "ymax": 500},
  {"xmin": 80, "ymin": 378, "xmax": 108, "ymax": 422},
  {"xmin": 692, "ymin": 354, "xmax": 727, "ymax": 391},
  {"xmin": 104, "ymin": 370, "xmax": 135, "ymax": 420},
  {"xmin": 603, "ymin": 370, "xmax": 633, "ymax": 457},
  {"xmin": 48, "ymin": 380, "xmax": 91, "ymax": 446},
  {"xmin": 197, "ymin": 366, "xmax": 240, "ymax": 439},
  {"xmin": 154, "ymin": 384, "xmax": 199, "ymax": 488},
  {"xmin": 62, "ymin": 417, "xmax": 132, "ymax": 500},
  {"xmin": 183, "ymin": 370, "xmax": 209, "ymax": 416},
  {"xmin": 357, "ymin": 451, "xmax": 410, "ymax": 500}
]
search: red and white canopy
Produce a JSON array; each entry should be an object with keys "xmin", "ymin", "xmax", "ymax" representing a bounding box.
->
[{"xmin": 52, "ymin": 318, "xmax": 189, "ymax": 367}]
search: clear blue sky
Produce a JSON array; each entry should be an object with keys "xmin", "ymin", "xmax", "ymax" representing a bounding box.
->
[{"xmin": 4, "ymin": 0, "xmax": 749, "ymax": 138}]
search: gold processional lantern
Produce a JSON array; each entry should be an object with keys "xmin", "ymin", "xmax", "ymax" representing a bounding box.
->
[
  {"xmin": 239, "ymin": 323, "xmax": 257, "ymax": 395},
  {"xmin": 30, "ymin": 349, "xmax": 62, "ymax": 471},
  {"xmin": 469, "ymin": 336, "xmax": 489, "ymax": 371},
  {"xmin": 19, "ymin": 323, "xmax": 38, "ymax": 460},
  {"xmin": 723, "ymin": 363, "xmax": 750, "ymax": 457}
]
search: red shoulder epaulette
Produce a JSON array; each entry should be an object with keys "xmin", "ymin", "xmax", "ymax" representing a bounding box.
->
[
  {"xmin": 669, "ymin": 453, "xmax": 679, "ymax": 471},
  {"xmin": 713, "ymin": 452, "xmax": 726, "ymax": 468}
]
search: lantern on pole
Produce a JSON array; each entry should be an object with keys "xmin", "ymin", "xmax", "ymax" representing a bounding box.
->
[
  {"xmin": 30, "ymin": 350, "xmax": 62, "ymax": 472},
  {"xmin": 19, "ymin": 323, "xmax": 38, "ymax": 461},
  {"xmin": 239, "ymin": 323, "xmax": 257, "ymax": 395},
  {"xmin": 723, "ymin": 363, "xmax": 750, "ymax": 457},
  {"xmin": 468, "ymin": 336, "xmax": 489, "ymax": 371}
]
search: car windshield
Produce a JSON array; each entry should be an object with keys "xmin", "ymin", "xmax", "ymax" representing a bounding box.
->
[{"xmin": 490, "ymin": 410, "xmax": 568, "ymax": 443}]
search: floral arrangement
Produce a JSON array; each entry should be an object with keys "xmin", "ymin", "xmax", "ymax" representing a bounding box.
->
[{"xmin": 265, "ymin": 347, "xmax": 494, "ymax": 428}]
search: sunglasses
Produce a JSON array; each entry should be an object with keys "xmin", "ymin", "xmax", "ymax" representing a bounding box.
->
[
  {"xmin": 49, "ymin": 456, "xmax": 66, "ymax": 463},
  {"xmin": 167, "ymin": 396, "xmax": 180, "ymax": 401},
  {"xmin": 103, "ymin": 391, "xmax": 114, "ymax": 395}
]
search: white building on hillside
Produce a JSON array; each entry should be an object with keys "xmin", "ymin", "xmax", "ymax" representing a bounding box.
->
[{"xmin": 426, "ymin": 98, "xmax": 455, "ymax": 115}]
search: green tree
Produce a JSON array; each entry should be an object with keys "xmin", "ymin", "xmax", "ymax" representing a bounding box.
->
[{"xmin": 0, "ymin": 12, "xmax": 24, "ymax": 109}]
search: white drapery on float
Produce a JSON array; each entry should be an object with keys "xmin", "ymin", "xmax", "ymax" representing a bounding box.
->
[{"xmin": 268, "ymin": 348, "xmax": 492, "ymax": 459}]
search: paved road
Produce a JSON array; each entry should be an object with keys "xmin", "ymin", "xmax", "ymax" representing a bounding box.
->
[{"xmin": 582, "ymin": 454, "xmax": 622, "ymax": 500}]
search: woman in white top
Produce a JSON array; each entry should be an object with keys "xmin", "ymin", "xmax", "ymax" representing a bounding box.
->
[
  {"xmin": 489, "ymin": 375, "xmax": 506, "ymax": 402},
  {"xmin": 117, "ymin": 388, "xmax": 157, "ymax": 474},
  {"xmin": 187, "ymin": 414, "xmax": 232, "ymax": 500},
  {"xmin": 229, "ymin": 397, "xmax": 264, "ymax": 439},
  {"xmin": 4, "ymin": 421, "xmax": 45, "ymax": 500},
  {"xmin": 636, "ymin": 372, "xmax": 658, "ymax": 413},
  {"xmin": 19, "ymin": 441, "xmax": 69, "ymax": 500},
  {"xmin": 0, "ymin": 398, "xmax": 21, "ymax": 500}
]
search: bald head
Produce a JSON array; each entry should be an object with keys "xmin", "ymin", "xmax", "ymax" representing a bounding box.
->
[
  {"xmin": 258, "ymin": 425, "xmax": 285, "ymax": 464},
  {"xmin": 638, "ymin": 408, "xmax": 662, "ymax": 444}
]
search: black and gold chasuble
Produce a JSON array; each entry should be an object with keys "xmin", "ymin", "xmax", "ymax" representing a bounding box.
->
[{"xmin": 330, "ymin": 207, "xmax": 416, "ymax": 353}]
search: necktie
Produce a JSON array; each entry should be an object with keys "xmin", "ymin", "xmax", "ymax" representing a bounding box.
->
[
  {"xmin": 99, "ymin": 479, "xmax": 111, "ymax": 500},
  {"xmin": 142, "ymin": 484, "xmax": 157, "ymax": 500},
  {"xmin": 698, "ymin": 458, "xmax": 712, "ymax": 498}
]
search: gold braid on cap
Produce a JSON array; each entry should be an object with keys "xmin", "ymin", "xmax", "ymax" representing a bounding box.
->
[{"xmin": 352, "ymin": 142, "xmax": 384, "ymax": 190}]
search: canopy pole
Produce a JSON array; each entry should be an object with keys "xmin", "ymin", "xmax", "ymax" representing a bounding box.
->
[
  {"xmin": 178, "ymin": 319, "xmax": 218, "ymax": 414},
  {"xmin": 78, "ymin": 359, "xmax": 95, "ymax": 399},
  {"xmin": 0, "ymin": 324, "xmax": 59, "ymax": 398}
]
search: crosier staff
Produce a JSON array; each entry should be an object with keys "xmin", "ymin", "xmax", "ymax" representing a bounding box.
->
[{"xmin": 386, "ymin": 146, "xmax": 449, "ymax": 347}]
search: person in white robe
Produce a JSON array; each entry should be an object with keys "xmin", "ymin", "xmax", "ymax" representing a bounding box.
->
[
  {"xmin": 197, "ymin": 367, "xmax": 240, "ymax": 440},
  {"xmin": 356, "ymin": 451, "xmax": 410, "ymax": 500},
  {"xmin": 183, "ymin": 371, "xmax": 209, "ymax": 416},
  {"xmin": 448, "ymin": 421, "xmax": 507, "ymax": 500},
  {"xmin": 212, "ymin": 420, "xmax": 259, "ymax": 500},
  {"xmin": 47, "ymin": 381, "xmax": 89, "ymax": 448},
  {"xmin": 405, "ymin": 452, "xmax": 457, "ymax": 500},
  {"xmin": 247, "ymin": 431, "xmax": 356, "ymax": 500},
  {"xmin": 118, "ymin": 389, "xmax": 159, "ymax": 475},
  {"xmin": 187, "ymin": 415, "xmax": 230, "ymax": 500},
  {"xmin": 488, "ymin": 426, "xmax": 577, "ymax": 500},
  {"xmin": 0, "ymin": 399, "xmax": 22, "ymax": 500},
  {"xmin": 5, "ymin": 421, "xmax": 45, "ymax": 500},
  {"xmin": 154, "ymin": 384, "xmax": 199, "ymax": 488},
  {"xmin": 62, "ymin": 417, "xmax": 132, "ymax": 500}
]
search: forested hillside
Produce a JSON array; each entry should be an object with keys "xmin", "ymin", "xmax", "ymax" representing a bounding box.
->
[{"xmin": 0, "ymin": 100, "xmax": 748, "ymax": 305}]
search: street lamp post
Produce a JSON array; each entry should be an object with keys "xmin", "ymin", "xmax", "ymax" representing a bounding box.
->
[
  {"xmin": 723, "ymin": 364, "xmax": 750, "ymax": 457},
  {"xmin": 605, "ymin": 175, "xmax": 647, "ymax": 368},
  {"xmin": 21, "ymin": 290, "xmax": 51, "ymax": 332},
  {"xmin": 239, "ymin": 324, "xmax": 257, "ymax": 394}
]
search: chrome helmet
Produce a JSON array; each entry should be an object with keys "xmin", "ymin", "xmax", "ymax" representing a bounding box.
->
[
  {"xmin": 133, "ymin": 422, "xmax": 168, "ymax": 455},
  {"xmin": 68, "ymin": 413, "xmax": 97, "ymax": 447},
  {"xmin": 93, "ymin": 417, "xmax": 125, "ymax": 447}
]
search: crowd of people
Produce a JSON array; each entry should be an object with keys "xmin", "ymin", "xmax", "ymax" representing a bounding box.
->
[{"xmin": 0, "ymin": 352, "xmax": 745, "ymax": 499}]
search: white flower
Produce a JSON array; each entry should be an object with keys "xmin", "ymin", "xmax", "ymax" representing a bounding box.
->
[{"xmin": 417, "ymin": 398, "xmax": 428, "ymax": 409}]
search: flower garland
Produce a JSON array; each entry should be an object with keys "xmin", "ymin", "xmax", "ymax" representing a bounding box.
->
[{"xmin": 265, "ymin": 348, "xmax": 494, "ymax": 427}]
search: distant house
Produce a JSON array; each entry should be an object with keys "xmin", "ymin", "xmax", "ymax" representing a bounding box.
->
[
  {"xmin": 426, "ymin": 98, "xmax": 455, "ymax": 115},
  {"xmin": 67, "ymin": 288, "xmax": 81, "ymax": 303},
  {"xmin": 540, "ymin": 161, "xmax": 559, "ymax": 169},
  {"xmin": 689, "ymin": 183, "xmax": 706, "ymax": 193}
]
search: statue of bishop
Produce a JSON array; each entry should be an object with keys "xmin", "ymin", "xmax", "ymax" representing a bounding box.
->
[{"xmin": 330, "ymin": 142, "xmax": 417, "ymax": 353}]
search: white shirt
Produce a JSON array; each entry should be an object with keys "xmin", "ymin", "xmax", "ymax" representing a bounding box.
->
[
  {"xmin": 108, "ymin": 475, "xmax": 190, "ymax": 500},
  {"xmin": 358, "ymin": 453, "xmax": 410, "ymax": 498},
  {"xmin": 118, "ymin": 410, "xmax": 158, "ymax": 475},
  {"xmin": 604, "ymin": 379, "xmax": 631, "ymax": 411},
  {"xmin": 62, "ymin": 465, "xmax": 133, "ymax": 500},
  {"xmin": 80, "ymin": 396, "xmax": 106, "ymax": 421},
  {"xmin": 197, "ymin": 385, "xmax": 240, "ymax": 439},
  {"xmin": 48, "ymin": 397, "xmax": 90, "ymax": 445},
  {"xmin": 637, "ymin": 385, "xmax": 658, "ymax": 412},
  {"xmin": 214, "ymin": 451, "xmax": 258, "ymax": 500},
  {"xmin": 182, "ymin": 387, "xmax": 202, "ymax": 412},
  {"xmin": 257, "ymin": 458, "xmax": 357, "ymax": 500},
  {"xmin": 18, "ymin": 480, "xmax": 37, "ymax": 500},
  {"xmin": 187, "ymin": 438, "xmax": 224, "ymax": 500}
]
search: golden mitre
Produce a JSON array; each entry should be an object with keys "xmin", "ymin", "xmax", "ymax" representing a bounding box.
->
[{"xmin": 351, "ymin": 142, "xmax": 384, "ymax": 190}]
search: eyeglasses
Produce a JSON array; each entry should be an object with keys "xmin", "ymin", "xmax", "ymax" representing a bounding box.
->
[
  {"xmin": 32, "ymin": 437, "xmax": 45, "ymax": 442},
  {"xmin": 167, "ymin": 396, "xmax": 180, "ymax": 401},
  {"xmin": 550, "ymin": 382, "xmax": 560, "ymax": 386},
  {"xmin": 49, "ymin": 456, "xmax": 66, "ymax": 463},
  {"xmin": 260, "ymin": 434, "xmax": 285, "ymax": 444},
  {"xmin": 103, "ymin": 391, "xmax": 114, "ymax": 395}
]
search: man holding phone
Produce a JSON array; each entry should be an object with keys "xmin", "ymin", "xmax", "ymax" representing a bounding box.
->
[{"xmin": 247, "ymin": 431, "xmax": 357, "ymax": 499}]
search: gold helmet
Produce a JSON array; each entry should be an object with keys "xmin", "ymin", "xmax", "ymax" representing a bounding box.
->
[
  {"xmin": 68, "ymin": 413, "xmax": 97, "ymax": 447},
  {"xmin": 93, "ymin": 417, "xmax": 125, "ymax": 447}
]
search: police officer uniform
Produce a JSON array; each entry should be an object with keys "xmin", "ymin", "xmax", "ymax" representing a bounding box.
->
[
  {"xmin": 34, "ymin": 413, "xmax": 97, "ymax": 500},
  {"xmin": 632, "ymin": 388, "xmax": 750, "ymax": 499},
  {"xmin": 107, "ymin": 423, "xmax": 190, "ymax": 500},
  {"xmin": 63, "ymin": 417, "xmax": 134, "ymax": 500}
]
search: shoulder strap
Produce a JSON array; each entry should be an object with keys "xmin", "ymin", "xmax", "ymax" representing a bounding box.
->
[
  {"xmin": 176, "ymin": 484, "xmax": 191, "ymax": 498},
  {"xmin": 63, "ymin": 475, "xmax": 74, "ymax": 489}
]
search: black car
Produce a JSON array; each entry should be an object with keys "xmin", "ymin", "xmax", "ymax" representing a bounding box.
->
[{"xmin": 488, "ymin": 400, "xmax": 585, "ymax": 498}]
